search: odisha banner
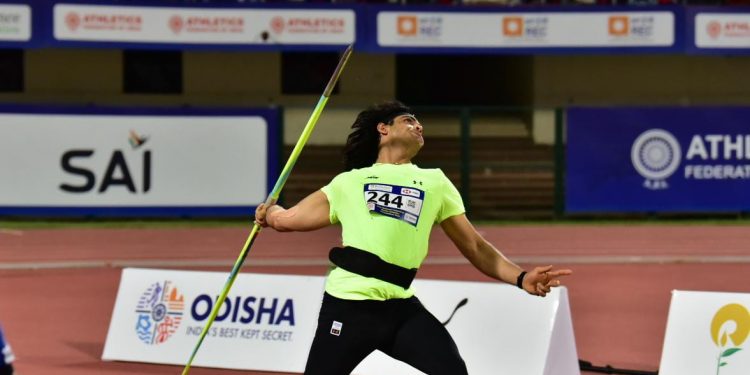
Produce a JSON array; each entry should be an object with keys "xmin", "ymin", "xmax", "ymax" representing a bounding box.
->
[{"xmin": 566, "ymin": 107, "xmax": 750, "ymax": 213}]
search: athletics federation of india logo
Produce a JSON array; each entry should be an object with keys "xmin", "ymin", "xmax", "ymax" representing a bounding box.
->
[
  {"xmin": 631, "ymin": 129, "xmax": 681, "ymax": 190},
  {"xmin": 135, "ymin": 281, "xmax": 184, "ymax": 345},
  {"xmin": 711, "ymin": 303, "xmax": 750, "ymax": 374}
]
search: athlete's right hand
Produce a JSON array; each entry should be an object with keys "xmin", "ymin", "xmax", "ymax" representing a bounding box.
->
[{"xmin": 255, "ymin": 203, "xmax": 269, "ymax": 227}]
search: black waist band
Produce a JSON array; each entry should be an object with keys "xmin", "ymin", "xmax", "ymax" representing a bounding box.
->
[{"xmin": 328, "ymin": 246, "xmax": 418, "ymax": 289}]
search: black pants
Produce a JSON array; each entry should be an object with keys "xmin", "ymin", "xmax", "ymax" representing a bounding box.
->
[{"xmin": 304, "ymin": 293, "xmax": 468, "ymax": 375}]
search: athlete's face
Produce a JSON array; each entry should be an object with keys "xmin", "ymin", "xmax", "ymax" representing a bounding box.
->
[{"xmin": 386, "ymin": 114, "xmax": 424, "ymax": 147}]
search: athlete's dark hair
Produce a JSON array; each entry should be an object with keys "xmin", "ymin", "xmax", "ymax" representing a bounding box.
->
[{"xmin": 343, "ymin": 101, "xmax": 412, "ymax": 171}]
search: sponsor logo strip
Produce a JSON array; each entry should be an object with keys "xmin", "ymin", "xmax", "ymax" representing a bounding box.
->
[
  {"xmin": 54, "ymin": 4, "xmax": 355, "ymax": 45},
  {"xmin": 378, "ymin": 11, "xmax": 674, "ymax": 48}
]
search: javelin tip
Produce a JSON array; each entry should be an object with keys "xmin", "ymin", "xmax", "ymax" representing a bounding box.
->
[{"xmin": 323, "ymin": 44, "xmax": 354, "ymax": 98}]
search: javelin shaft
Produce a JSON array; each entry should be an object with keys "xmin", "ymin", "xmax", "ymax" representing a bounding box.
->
[
  {"xmin": 265, "ymin": 44, "xmax": 353, "ymax": 207},
  {"xmin": 181, "ymin": 44, "xmax": 353, "ymax": 375},
  {"xmin": 265, "ymin": 95, "xmax": 328, "ymax": 207},
  {"xmin": 181, "ymin": 224, "xmax": 261, "ymax": 375}
]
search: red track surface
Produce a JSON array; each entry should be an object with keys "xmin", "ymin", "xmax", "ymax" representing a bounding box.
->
[{"xmin": 1, "ymin": 224, "xmax": 749, "ymax": 374}]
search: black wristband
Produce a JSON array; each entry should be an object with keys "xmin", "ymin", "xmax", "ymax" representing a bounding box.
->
[{"xmin": 516, "ymin": 271, "xmax": 527, "ymax": 289}]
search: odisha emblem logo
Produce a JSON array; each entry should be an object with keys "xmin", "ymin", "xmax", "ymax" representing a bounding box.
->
[
  {"xmin": 631, "ymin": 129, "xmax": 681, "ymax": 190},
  {"xmin": 135, "ymin": 281, "xmax": 184, "ymax": 345}
]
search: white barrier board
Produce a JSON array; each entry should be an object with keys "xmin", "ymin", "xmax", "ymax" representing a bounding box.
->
[
  {"xmin": 103, "ymin": 268, "xmax": 579, "ymax": 374},
  {"xmin": 354, "ymin": 279, "xmax": 579, "ymax": 375},
  {"xmin": 659, "ymin": 290, "xmax": 750, "ymax": 375},
  {"xmin": 102, "ymin": 268, "xmax": 324, "ymax": 372}
]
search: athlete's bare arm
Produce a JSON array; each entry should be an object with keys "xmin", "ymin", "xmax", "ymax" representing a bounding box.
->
[
  {"xmin": 440, "ymin": 214, "xmax": 571, "ymax": 297},
  {"xmin": 255, "ymin": 190, "xmax": 331, "ymax": 232}
]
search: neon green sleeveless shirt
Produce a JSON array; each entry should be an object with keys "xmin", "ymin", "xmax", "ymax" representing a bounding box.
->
[{"xmin": 320, "ymin": 163, "xmax": 465, "ymax": 301}]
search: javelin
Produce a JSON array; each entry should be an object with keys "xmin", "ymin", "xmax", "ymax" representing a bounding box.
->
[{"xmin": 181, "ymin": 44, "xmax": 353, "ymax": 375}]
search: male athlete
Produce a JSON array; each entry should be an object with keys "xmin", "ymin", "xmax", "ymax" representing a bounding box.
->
[{"xmin": 255, "ymin": 101, "xmax": 571, "ymax": 374}]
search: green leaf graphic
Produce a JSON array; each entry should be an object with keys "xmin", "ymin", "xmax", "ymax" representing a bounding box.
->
[
  {"xmin": 721, "ymin": 348, "xmax": 742, "ymax": 358},
  {"xmin": 719, "ymin": 362, "xmax": 727, "ymax": 367}
]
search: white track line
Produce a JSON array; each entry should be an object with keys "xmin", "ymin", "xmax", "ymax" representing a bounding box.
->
[
  {"xmin": 3, "ymin": 255, "xmax": 750, "ymax": 271},
  {"xmin": 0, "ymin": 228, "xmax": 24, "ymax": 236}
]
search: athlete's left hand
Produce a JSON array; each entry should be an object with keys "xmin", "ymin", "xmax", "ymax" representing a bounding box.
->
[{"xmin": 522, "ymin": 265, "xmax": 573, "ymax": 297}]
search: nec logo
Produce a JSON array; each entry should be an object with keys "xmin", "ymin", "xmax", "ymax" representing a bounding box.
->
[
  {"xmin": 396, "ymin": 15, "xmax": 442, "ymax": 38},
  {"xmin": 502, "ymin": 17, "xmax": 524, "ymax": 37},
  {"xmin": 609, "ymin": 16, "xmax": 629, "ymax": 36}
]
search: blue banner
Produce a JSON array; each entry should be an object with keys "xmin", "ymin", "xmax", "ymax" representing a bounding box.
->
[{"xmin": 566, "ymin": 107, "xmax": 750, "ymax": 213}]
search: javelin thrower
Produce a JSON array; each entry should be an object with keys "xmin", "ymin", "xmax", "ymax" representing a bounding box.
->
[{"xmin": 255, "ymin": 101, "xmax": 573, "ymax": 374}]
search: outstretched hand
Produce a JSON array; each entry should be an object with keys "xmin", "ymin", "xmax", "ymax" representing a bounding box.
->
[{"xmin": 522, "ymin": 265, "xmax": 573, "ymax": 297}]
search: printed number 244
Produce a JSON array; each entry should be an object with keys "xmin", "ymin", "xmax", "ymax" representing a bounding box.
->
[{"xmin": 367, "ymin": 192, "xmax": 403, "ymax": 209}]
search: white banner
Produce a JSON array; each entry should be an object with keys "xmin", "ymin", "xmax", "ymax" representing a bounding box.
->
[
  {"xmin": 355, "ymin": 280, "xmax": 579, "ymax": 375},
  {"xmin": 103, "ymin": 269, "xmax": 579, "ymax": 374},
  {"xmin": 53, "ymin": 4, "xmax": 355, "ymax": 45},
  {"xmin": 102, "ymin": 269, "xmax": 323, "ymax": 372},
  {"xmin": 378, "ymin": 11, "xmax": 674, "ymax": 48},
  {"xmin": 695, "ymin": 13, "xmax": 750, "ymax": 48},
  {"xmin": 660, "ymin": 290, "xmax": 750, "ymax": 375},
  {"xmin": 0, "ymin": 4, "xmax": 31, "ymax": 41},
  {"xmin": 0, "ymin": 113, "xmax": 268, "ymax": 206}
]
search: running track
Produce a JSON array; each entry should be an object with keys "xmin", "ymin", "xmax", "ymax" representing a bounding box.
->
[{"xmin": 1, "ymin": 224, "xmax": 749, "ymax": 374}]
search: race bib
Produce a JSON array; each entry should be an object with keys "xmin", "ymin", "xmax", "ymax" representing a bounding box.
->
[{"xmin": 364, "ymin": 183, "xmax": 424, "ymax": 226}]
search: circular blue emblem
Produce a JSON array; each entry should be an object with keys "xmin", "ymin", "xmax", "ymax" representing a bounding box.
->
[{"xmin": 631, "ymin": 129, "xmax": 682, "ymax": 183}]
